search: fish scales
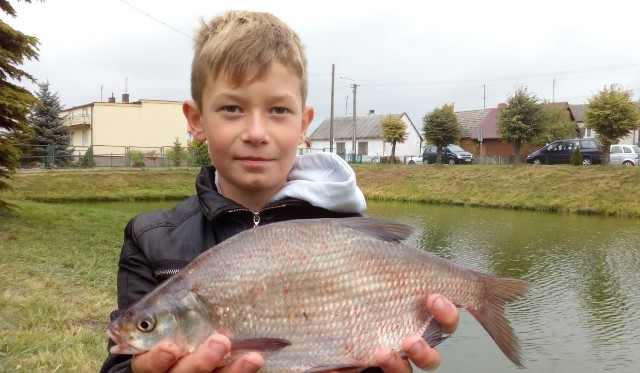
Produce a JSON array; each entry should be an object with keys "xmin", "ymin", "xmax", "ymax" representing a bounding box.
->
[{"xmin": 108, "ymin": 217, "xmax": 529, "ymax": 372}]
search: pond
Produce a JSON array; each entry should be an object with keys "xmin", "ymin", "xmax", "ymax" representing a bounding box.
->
[{"xmin": 86, "ymin": 200, "xmax": 640, "ymax": 372}]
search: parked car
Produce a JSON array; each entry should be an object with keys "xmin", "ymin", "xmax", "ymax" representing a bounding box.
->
[
  {"xmin": 526, "ymin": 138, "xmax": 603, "ymax": 165},
  {"xmin": 609, "ymin": 144, "xmax": 640, "ymax": 166},
  {"xmin": 422, "ymin": 144, "xmax": 474, "ymax": 165},
  {"xmin": 406, "ymin": 155, "xmax": 424, "ymax": 164}
]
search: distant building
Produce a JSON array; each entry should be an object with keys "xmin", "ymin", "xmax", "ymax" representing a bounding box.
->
[
  {"xmin": 61, "ymin": 94, "xmax": 190, "ymax": 165},
  {"xmin": 570, "ymin": 104, "xmax": 639, "ymax": 145},
  {"xmin": 308, "ymin": 111, "xmax": 423, "ymax": 161}
]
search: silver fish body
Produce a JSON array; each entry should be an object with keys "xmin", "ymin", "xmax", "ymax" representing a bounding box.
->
[{"xmin": 108, "ymin": 217, "xmax": 529, "ymax": 372}]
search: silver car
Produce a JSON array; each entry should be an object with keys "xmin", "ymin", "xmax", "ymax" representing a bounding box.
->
[{"xmin": 610, "ymin": 144, "xmax": 640, "ymax": 166}]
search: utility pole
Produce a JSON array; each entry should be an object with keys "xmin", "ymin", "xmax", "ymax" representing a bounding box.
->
[
  {"xmin": 483, "ymin": 84, "xmax": 486, "ymax": 109},
  {"xmin": 552, "ymin": 78, "xmax": 556, "ymax": 103},
  {"xmin": 351, "ymin": 83, "xmax": 357, "ymax": 154},
  {"xmin": 330, "ymin": 64, "xmax": 335, "ymax": 153}
]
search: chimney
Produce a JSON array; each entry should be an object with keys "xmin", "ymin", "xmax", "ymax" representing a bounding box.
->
[
  {"xmin": 122, "ymin": 93, "xmax": 130, "ymax": 103},
  {"xmin": 108, "ymin": 93, "xmax": 116, "ymax": 103},
  {"xmin": 368, "ymin": 109, "xmax": 375, "ymax": 114}
]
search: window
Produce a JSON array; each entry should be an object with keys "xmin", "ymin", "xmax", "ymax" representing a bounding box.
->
[
  {"xmin": 336, "ymin": 142, "xmax": 345, "ymax": 155},
  {"xmin": 82, "ymin": 129, "xmax": 89, "ymax": 146},
  {"xmin": 358, "ymin": 142, "xmax": 368, "ymax": 156},
  {"xmin": 611, "ymin": 146, "xmax": 622, "ymax": 154}
]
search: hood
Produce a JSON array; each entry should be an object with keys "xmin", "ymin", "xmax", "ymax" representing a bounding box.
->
[{"xmin": 270, "ymin": 152, "xmax": 366, "ymax": 213}]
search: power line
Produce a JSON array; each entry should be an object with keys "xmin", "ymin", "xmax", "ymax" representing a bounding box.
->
[{"xmin": 118, "ymin": 0, "xmax": 193, "ymax": 39}]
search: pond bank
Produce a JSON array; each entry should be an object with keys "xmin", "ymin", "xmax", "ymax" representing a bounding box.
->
[{"xmin": 3, "ymin": 164, "xmax": 640, "ymax": 217}]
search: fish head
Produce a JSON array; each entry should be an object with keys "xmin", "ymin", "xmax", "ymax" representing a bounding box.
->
[{"xmin": 107, "ymin": 288, "xmax": 213, "ymax": 355}]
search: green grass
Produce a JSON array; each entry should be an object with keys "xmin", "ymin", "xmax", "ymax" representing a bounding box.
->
[
  {"xmin": 0, "ymin": 163, "xmax": 639, "ymax": 371},
  {"xmin": 0, "ymin": 201, "xmax": 127, "ymax": 372}
]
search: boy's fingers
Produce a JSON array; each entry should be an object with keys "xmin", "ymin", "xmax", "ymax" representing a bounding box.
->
[
  {"xmin": 215, "ymin": 352, "xmax": 264, "ymax": 373},
  {"xmin": 168, "ymin": 334, "xmax": 232, "ymax": 373},
  {"xmin": 131, "ymin": 342, "xmax": 181, "ymax": 373},
  {"xmin": 402, "ymin": 335, "xmax": 441, "ymax": 372},
  {"xmin": 427, "ymin": 294, "xmax": 459, "ymax": 335},
  {"xmin": 376, "ymin": 347, "xmax": 412, "ymax": 373}
]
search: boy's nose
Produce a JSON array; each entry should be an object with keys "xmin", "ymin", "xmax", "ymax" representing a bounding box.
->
[{"xmin": 243, "ymin": 113, "xmax": 269, "ymax": 143}]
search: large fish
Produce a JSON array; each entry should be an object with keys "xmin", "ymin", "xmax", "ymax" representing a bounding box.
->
[{"xmin": 108, "ymin": 217, "xmax": 529, "ymax": 371}]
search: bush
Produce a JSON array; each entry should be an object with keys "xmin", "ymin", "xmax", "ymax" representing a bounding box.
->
[
  {"xmin": 80, "ymin": 147, "xmax": 94, "ymax": 167},
  {"xmin": 187, "ymin": 140, "xmax": 211, "ymax": 167},
  {"xmin": 570, "ymin": 147, "xmax": 583, "ymax": 166},
  {"xmin": 130, "ymin": 150, "xmax": 146, "ymax": 167}
]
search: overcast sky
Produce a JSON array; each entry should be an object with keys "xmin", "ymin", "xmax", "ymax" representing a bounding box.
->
[{"xmin": 7, "ymin": 0, "xmax": 640, "ymax": 131}]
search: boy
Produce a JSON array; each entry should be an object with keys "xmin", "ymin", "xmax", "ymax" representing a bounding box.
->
[{"xmin": 100, "ymin": 10, "xmax": 458, "ymax": 373}]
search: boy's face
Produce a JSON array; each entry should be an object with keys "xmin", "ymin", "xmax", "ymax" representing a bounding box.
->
[{"xmin": 184, "ymin": 62, "xmax": 313, "ymax": 208}]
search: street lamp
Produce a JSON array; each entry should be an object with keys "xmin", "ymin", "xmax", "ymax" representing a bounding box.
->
[{"xmin": 340, "ymin": 76, "xmax": 358, "ymax": 156}]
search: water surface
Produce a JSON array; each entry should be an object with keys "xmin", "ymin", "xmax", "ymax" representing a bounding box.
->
[{"xmin": 84, "ymin": 200, "xmax": 640, "ymax": 372}]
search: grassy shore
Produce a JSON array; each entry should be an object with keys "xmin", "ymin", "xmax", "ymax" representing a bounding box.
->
[
  {"xmin": 1, "ymin": 164, "xmax": 639, "ymax": 371},
  {"xmin": 4, "ymin": 164, "xmax": 640, "ymax": 217}
]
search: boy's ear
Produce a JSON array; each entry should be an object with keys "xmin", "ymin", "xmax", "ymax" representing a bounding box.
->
[
  {"xmin": 299, "ymin": 105, "xmax": 314, "ymax": 143},
  {"xmin": 183, "ymin": 100, "xmax": 206, "ymax": 142}
]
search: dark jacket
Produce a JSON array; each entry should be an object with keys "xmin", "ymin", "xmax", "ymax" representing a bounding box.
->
[{"xmin": 99, "ymin": 166, "xmax": 361, "ymax": 372}]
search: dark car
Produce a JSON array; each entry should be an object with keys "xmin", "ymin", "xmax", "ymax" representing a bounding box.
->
[
  {"xmin": 526, "ymin": 138, "xmax": 603, "ymax": 165},
  {"xmin": 422, "ymin": 144, "xmax": 474, "ymax": 165}
]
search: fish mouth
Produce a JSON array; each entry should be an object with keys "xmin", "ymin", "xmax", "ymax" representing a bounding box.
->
[{"xmin": 107, "ymin": 322, "xmax": 145, "ymax": 355}]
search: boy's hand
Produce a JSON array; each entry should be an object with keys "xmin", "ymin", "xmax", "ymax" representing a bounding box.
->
[
  {"xmin": 131, "ymin": 294, "xmax": 458, "ymax": 373},
  {"xmin": 376, "ymin": 294, "xmax": 459, "ymax": 373},
  {"xmin": 131, "ymin": 334, "xmax": 263, "ymax": 373}
]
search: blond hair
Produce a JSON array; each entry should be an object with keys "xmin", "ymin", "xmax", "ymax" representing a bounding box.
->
[{"xmin": 190, "ymin": 10, "xmax": 308, "ymax": 110}]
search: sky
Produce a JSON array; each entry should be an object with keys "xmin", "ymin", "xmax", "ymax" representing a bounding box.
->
[{"xmin": 6, "ymin": 0, "xmax": 640, "ymax": 132}]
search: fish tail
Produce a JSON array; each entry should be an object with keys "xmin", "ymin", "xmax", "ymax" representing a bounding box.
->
[{"xmin": 466, "ymin": 275, "xmax": 529, "ymax": 368}]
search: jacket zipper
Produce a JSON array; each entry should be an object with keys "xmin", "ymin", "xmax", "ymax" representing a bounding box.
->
[
  {"xmin": 226, "ymin": 203, "xmax": 289, "ymax": 228},
  {"xmin": 154, "ymin": 268, "xmax": 181, "ymax": 277}
]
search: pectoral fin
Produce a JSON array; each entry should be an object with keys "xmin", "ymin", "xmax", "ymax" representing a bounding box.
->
[{"xmin": 229, "ymin": 337, "xmax": 291, "ymax": 353}]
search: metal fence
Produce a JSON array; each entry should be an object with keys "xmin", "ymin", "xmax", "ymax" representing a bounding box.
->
[{"xmin": 14, "ymin": 144, "xmax": 201, "ymax": 169}]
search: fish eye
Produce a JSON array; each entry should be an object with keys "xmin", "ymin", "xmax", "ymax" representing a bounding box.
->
[{"xmin": 136, "ymin": 314, "xmax": 156, "ymax": 333}]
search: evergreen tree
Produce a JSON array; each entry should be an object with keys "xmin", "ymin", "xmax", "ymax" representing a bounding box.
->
[
  {"xmin": 27, "ymin": 81, "xmax": 72, "ymax": 167},
  {"xmin": 423, "ymin": 103, "xmax": 460, "ymax": 164},
  {"xmin": 1, "ymin": 0, "xmax": 40, "ymax": 213},
  {"xmin": 497, "ymin": 86, "xmax": 547, "ymax": 164}
]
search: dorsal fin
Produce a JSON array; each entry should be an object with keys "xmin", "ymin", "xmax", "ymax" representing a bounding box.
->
[{"xmin": 336, "ymin": 217, "xmax": 414, "ymax": 242}]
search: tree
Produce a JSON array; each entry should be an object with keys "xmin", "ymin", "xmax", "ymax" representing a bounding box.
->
[
  {"xmin": 497, "ymin": 86, "xmax": 547, "ymax": 163},
  {"xmin": 584, "ymin": 84, "xmax": 640, "ymax": 165},
  {"xmin": 380, "ymin": 116, "xmax": 407, "ymax": 163},
  {"xmin": 1, "ymin": 0, "xmax": 40, "ymax": 213},
  {"xmin": 26, "ymin": 81, "xmax": 72, "ymax": 167},
  {"xmin": 422, "ymin": 103, "xmax": 460, "ymax": 164},
  {"xmin": 165, "ymin": 137, "xmax": 186, "ymax": 166},
  {"xmin": 187, "ymin": 139, "xmax": 211, "ymax": 167},
  {"xmin": 532, "ymin": 103, "xmax": 578, "ymax": 145}
]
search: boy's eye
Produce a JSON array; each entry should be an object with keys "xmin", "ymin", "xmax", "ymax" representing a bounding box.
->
[
  {"xmin": 271, "ymin": 107, "xmax": 289, "ymax": 115},
  {"xmin": 222, "ymin": 106, "xmax": 239, "ymax": 113}
]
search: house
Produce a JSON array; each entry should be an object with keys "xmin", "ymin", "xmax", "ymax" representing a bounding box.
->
[
  {"xmin": 61, "ymin": 94, "xmax": 190, "ymax": 165},
  {"xmin": 570, "ymin": 104, "xmax": 639, "ymax": 145},
  {"xmin": 308, "ymin": 111, "xmax": 423, "ymax": 161},
  {"xmin": 455, "ymin": 102, "xmax": 577, "ymax": 161}
]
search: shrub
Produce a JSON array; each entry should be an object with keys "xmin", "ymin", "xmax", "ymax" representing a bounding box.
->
[
  {"xmin": 570, "ymin": 147, "xmax": 583, "ymax": 166},
  {"xmin": 130, "ymin": 150, "xmax": 146, "ymax": 167},
  {"xmin": 80, "ymin": 147, "xmax": 94, "ymax": 167}
]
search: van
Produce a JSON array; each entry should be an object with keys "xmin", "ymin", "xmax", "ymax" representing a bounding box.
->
[{"xmin": 526, "ymin": 138, "xmax": 603, "ymax": 165}]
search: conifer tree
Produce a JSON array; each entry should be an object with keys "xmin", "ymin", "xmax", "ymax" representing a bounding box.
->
[
  {"xmin": 27, "ymin": 81, "xmax": 72, "ymax": 167},
  {"xmin": 1, "ymin": 0, "xmax": 41, "ymax": 213}
]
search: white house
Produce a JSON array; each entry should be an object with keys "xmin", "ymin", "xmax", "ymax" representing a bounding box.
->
[{"xmin": 308, "ymin": 111, "xmax": 423, "ymax": 161}]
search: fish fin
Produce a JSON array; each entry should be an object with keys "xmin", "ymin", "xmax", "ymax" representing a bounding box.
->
[
  {"xmin": 422, "ymin": 319, "xmax": 450, "ymax": 348},
  {"xmin": 397, "ymin": 320, "xmax": 450, "ymax": 360},
  {"xmin": 303, "ymin": 364, "xmax": 367, "ymax": 373},
  {"xmin": 337, "ymin": 217, "xmax": 414, "ymax": 242},
  {"xmin": 466, "ymin": 276, "xmax": 529, "ymax": 368},
  {"xmin": 229, "ymin": 337, "xmax": 291, "ymax": 354}
]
